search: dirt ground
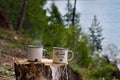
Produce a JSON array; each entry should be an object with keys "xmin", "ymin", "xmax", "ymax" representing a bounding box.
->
[
  {"xmin": 0, "ymin": 51, "xmax": 26, "ymax": 80},
  {"xmin": 0, "ymin": 54, "xmax": 15, "ymax": 80}
]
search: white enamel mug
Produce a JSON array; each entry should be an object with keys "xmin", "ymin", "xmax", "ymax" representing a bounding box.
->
[
  {"xmin": 27, "ymin": 45, "xmax": 47, "ymax": 62},
  {"xmin": 53, "ymin": 47, "xmax": 74, "ymax": 64}
]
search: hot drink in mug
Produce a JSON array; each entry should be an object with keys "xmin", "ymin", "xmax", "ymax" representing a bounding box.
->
[
  {"xmin": 53, "ymin": 47, "xmax": 74, "ymax": 64},
  {"xmin": 27, "ymin": 45, "xmax": 47, "ymax": 62}
]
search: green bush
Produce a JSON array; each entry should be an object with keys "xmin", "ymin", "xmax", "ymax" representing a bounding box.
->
[{"xmin": 86, "ymin": 56, "xmax": 116, "ymax": 80}]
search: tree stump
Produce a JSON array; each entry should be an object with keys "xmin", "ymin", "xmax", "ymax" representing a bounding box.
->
[{"xmin": 14, "ymin": 59, "xmax": 69, "ymax": 80}]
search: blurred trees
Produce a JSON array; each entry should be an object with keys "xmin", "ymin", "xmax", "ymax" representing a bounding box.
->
[
  {"xmin": 62, "ymin": 0, "xmax": 91, "ymax": 67},
  {"xmin": 17, "ymin": 0, "xmax": 28, "ymax": 30},
  {"xmin": 44, "ymin": 2, "xmax": 65, "ymax": 48},
  {"xmin": 22, "ymin": 0, "xmax": 47, "ymax": 40},
  {"xmin": 0, "ymin": 0, "xmax": 119, "ymax": 79},
  {"xmin": 103, "ymin": 43, "xmax": 120, "ymax": 79},
  {"xmin": 104, "ymin": 43, "xmax": 120, "ymax": 62},
  {"xmin": 89, "ymin": 15, "xmax": 104, "ymax": 55},
  {"xmin": 86, "ymin": 56, "xmax": 116, "ymax": 80},
  {"xmin": 63, "ymin": 0, "xmax": 80, "ymax": 27},
  {"xmin": 0, "ymin": 0, "xmax": 23, "ymax": 28}
]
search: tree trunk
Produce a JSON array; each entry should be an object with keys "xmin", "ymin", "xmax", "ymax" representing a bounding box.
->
[
  {"xmin": 14, "ymin": 59, "xmax": 70, "ymax": 80},
  {"xmin": 72, "ymin": 0, "xmax": 76, "ymax": 26},
  {"xmin": 16, "ymin": 0, "xmax": 28, "ymax": 31}
]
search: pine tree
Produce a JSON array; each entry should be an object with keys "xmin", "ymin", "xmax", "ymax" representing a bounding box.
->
[
  {"xmin": 17, "ymin": 0, "xmax": 28, "ymax": 31},
  {"xmin": 44, "ymin": 2, "xmax": 65, "ymax": 47},
  {"xmin": 89, "ymin": 15, "xmax": 104, "ymax": 55},
  {"xmin": 63, "ymin": 0, "xmax": 91, "ymax": 67},
  {"xmin": 63, "ymin": 0, "xmax": 80, "ymax": 27},
  {"xmin": 23, "ymin": 0, "xmax": 47, "ymax": 39},
  {"xmin": 47, "ymin": 2, "xmax": 63, "ymax": 26}
]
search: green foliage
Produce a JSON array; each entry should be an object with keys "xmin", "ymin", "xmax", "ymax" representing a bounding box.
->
[
  {"xmin": 0, "ymin": 34, "xmax": 4, "ymax": 39},
  {"xmin": 41, "ymin": 3, "xmax": 66, "ymax": 56},
  {"xmin": 0, "ymin": 50, "xmax": 9, "ymax": 55},
  {"xmin": 64, "ymin": 26, "xmax": 91, "ymax": 67},
  {"xmin": 22, "ymin": 0, "xmax": 47, "ymax": 40},
  {"xmin": 0, "ymin": 70, "xmax": 15, "ymax": 76},
  {"xmin": 69, "ymin": 61, "xmax": 81, "ymax": 74},
  {"xmin": 48, "ymin": 3, "xmax": 63, "ymax": 25},
  {"xmin": 0, "ymin": 0, "xmax": 23, "ymax": 27},
  {"xmin": 12, "ymin": 40, "xmax": 23, "ymax": 49},
  {"xmin": 43, "ymin": 3, "xmax": 65, "ymax": 47},
  {"xmin": 86, "ymin": 56, "xmax": 116, "ymax": 80},
  {"xmin": 63, "ymin": 0, "xmax": 91, "ymax": 68}
]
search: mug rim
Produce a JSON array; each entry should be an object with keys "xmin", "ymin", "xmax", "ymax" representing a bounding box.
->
[
  {"xmin": 28, "ymin": 45, "xmax": 43, "ymax": 48},
  {"xmin": 53, "ymin": 47, "xmax": 68, "ymax": 50}
]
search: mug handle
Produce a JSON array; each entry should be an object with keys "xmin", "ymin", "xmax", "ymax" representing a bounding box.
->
[
  {"xmin": 43, "ymin": 49, "xmax": 48, "ymax": 58},
  {"xmin": 68, "ymin": 50, "xmax": 74, "ymax": 61}
]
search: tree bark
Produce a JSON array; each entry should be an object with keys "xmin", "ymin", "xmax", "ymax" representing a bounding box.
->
[
  {"xmin": 72, "ymin": 0, "xmax": 76, "ymax": 26},
  {"xmin": 14, "ymin": 59, "xmax": 70, "ymax": 80},
  {"xmin": 16, "ymin": 0, "xmax": 28, "ymax": 31}
]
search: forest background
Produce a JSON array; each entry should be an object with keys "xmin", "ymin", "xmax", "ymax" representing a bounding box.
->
[{"xmin": 0, "ymin": 0, "xmax": 120, "ymax": 80}]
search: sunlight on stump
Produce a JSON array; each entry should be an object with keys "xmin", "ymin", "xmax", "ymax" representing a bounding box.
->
[{"xmin": 14, "ymin": 59, "xmax": 68, "ymax": 80}]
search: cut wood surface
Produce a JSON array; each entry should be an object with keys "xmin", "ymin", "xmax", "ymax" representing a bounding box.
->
[
  {"xmin": 14, "ymin": 59, "xmax": 69, "ymax": 80},
  {"xmin": 15, "ymin": 59, "xmax": 67, "ymax": 66}
]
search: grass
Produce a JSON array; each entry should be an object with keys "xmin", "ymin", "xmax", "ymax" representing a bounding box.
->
[
  {"xmin": 0, "ymin": 63, "xmax": 15, "ymax": 77},
  {"xmin": 12, "ymin": 40, "xmax": 23, "ymax": 49},
  {"xmin": 0, "ymin": 34, "xmax": 4, "ymax": 39},
  {"xmin": 0, "ymin": 70, "xmax": 15, "ymax": 76},
  {"xmin": 0, "ymin": 50, "xmax": 9, "ymax": 55}
]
